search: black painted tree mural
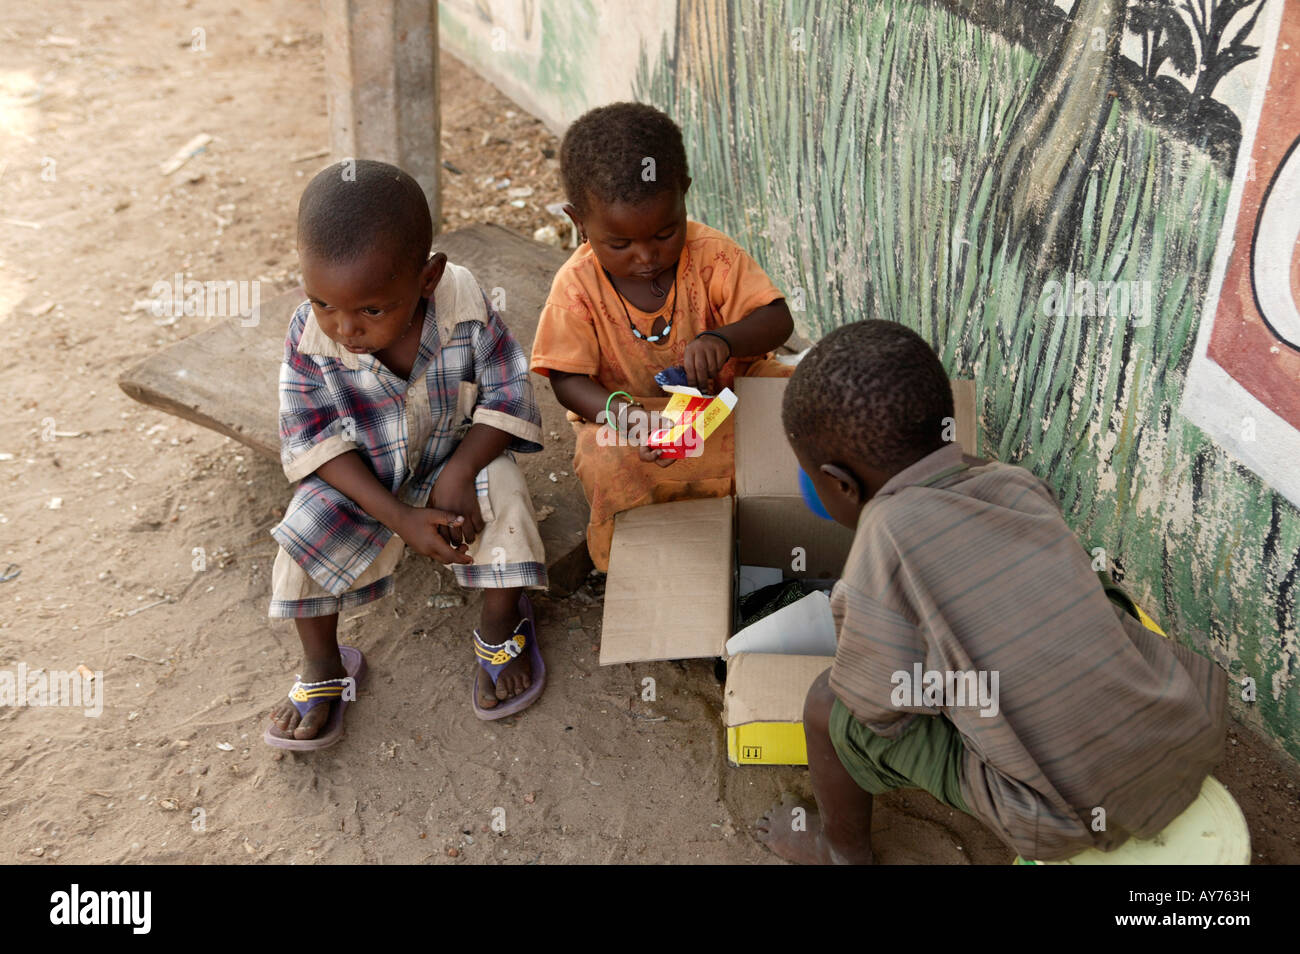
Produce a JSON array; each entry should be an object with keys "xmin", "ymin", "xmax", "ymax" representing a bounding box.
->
[
  {"xmin": 1180, "ymin": 0, "xmax": 1267, "ymax": 121},
  {"xmin": 992, "ymin": 0, "xmax": 1127, "ymax": 266},
  {"xmin": 1128, "ymin": 0, "xmax": 1197, "ymax": 80},
  {"xmin": 995, "ymin": 0, "xmax": 1267, "ymax": 267}
]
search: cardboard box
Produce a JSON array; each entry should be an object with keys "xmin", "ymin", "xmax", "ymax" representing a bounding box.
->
[
  {"xmin": 724, "ymin": 654, "xmax": 836, "ymax": 764},
  {"xmin": 600, "ymin": 376, "xmax": 978, "ymax": 765}
]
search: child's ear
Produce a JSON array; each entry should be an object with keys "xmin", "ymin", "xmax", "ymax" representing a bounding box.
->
[
  {"xmin": 420, "ymin": 252, "xmax": 448, "ymax": 295},
  {"xmin": 562, "ymin": 203, "xmax": 586, "ymax": 243},
  {"xmin": 819, "ymin": 462, "xmax": 864, "ymax": 507}
]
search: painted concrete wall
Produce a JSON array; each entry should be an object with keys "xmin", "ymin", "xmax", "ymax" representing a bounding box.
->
[
  {"xmin": 441, "ymin": 0, "xmax": 1300, "ymax": 761},
  {"xmin": 438, "ymin": 0, "xmax": 675, "ymax": 135}
]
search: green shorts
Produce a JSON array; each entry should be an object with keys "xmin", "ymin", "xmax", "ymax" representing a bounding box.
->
[{"xmin": 828, "ymin": 698, "xmax": 970, "ymax": 814}]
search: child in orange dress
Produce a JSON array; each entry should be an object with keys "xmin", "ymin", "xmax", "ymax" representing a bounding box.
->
[{"xmin": 530, "ymin": 102, "xmax": 795, "ymax": 570}]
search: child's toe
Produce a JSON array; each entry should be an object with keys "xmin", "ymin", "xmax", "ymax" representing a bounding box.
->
[
  {"xmin": 505, "ymin": 666, "xmax": 532, "ymax": 698},
  {"xmin": 476, "ymin": 668, "xmax": 498, "ymax": 708},
  {"xmin": 267, "ymin": 704, "xmax": 302, "ymax": 739},
  {"xmin": 293, "ymin": 705, "xmax": 328, "ymax": 739},
  {"xmin": 271, "ymin": 705, "xmax": 295, "ymax": 732}
]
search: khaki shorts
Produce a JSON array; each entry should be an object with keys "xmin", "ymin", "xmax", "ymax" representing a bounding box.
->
[{"xmin": 268, "ymin": 453, "xmax": 546, "ymax": 618}]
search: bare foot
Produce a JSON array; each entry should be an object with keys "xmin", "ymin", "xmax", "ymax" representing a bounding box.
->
[
  {"xmin": 754, "ymin": 794, "xmax": 874, "ymax": 865},
  {"xmin": 474, "ymin": 620, "xmax": 532, "ymax": 709},
  {"xmin": 267, "ymin": 654, "xmax": 347, "ymax": 741},
  {"xmin": 475, "ymin": 653, "xmax": 532, "ymax": 708}
]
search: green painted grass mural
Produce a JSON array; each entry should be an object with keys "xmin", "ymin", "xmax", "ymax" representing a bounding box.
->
[{"xmin": 637, "ymin": 0, "xmax": 1299, "ymax": 756}]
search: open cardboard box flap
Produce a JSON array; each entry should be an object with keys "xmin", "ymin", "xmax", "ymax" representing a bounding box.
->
[
  {"xmin": 599, "ymin": 376, "xmax": 978, "ymax": 668},
  {"xmin": 600, "ymin": 496, "xmax": 733, "ymax": 664},
  {"xmin": 733, "ymin": 376, "xmax": 800, "ymax": 497}
]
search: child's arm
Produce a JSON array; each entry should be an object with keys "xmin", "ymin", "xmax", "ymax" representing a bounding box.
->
[
  {"xmin": 682, "ymin": 298, "xmax": 795, "ymax": 391},
  {"xmin": 549, "ymin": 371, "xmax": 620, "ymax": 424},
  {"xmin": 314, "ymin": 452, "xmax": 472, "ymax": 565},
  {"xmin": 429, "ymin": 290, "xmax": 545, "ymax": 544},
  {"xmin": 429, "ymin": 423, "xmax": 512, "ymax": 547},
  {"xmin": 550, "ymin": 372, "xmax": 673, "ymax": 466}
]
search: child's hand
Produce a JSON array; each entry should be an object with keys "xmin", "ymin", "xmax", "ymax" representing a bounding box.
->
[
  {"xmin": 397, "ymin": 506, "xmax": 474, "ymax": 565},
  {"xmin": 620, "ymin": 406, "xmax": 676, "ymax": 467},
  {"xmin": 431, "ymin": 465, "xmax": 485, "ymax": 547},
  {"xmin": 638, "ymin": 444, "xmax": 676, "ymax": 468},
  {"xmin": 683, "ymin": 333, "xmax": 731, "ymax": 391}
]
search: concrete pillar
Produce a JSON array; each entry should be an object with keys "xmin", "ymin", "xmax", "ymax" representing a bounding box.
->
[{"xmin": 322, "ymin": 0, "xmax": 441, "ymax": 229}]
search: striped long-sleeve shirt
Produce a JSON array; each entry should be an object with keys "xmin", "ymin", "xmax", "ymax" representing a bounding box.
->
[
  {"xmin": 829, "ymin": 442, "xmax": 1227, "ymax": 861},
  {"xmin": 270, "ymin": 262, "xmax": 543, "ymax": 596}
]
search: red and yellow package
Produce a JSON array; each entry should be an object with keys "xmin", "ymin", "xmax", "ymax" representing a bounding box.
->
[{"xmin": 646, "ymin": 387, "xmax": 738, "ymax": 459}]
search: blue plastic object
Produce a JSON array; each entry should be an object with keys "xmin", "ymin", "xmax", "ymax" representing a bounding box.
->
[
  {"xmin": 799, "ymin": 467, "xmax": 833, "ymax": 520},
  {"xmin": 654, "ymin": 365, "xmax": 690, "ymax": 390}
]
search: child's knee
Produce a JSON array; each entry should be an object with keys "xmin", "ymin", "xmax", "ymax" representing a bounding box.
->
[
  {"xmin": 802, "ymin": 668, "xmax": 836, "ymax": 736},
  {"xmin": 477, "ymin": 454, "xmax": 533, "ymax": 527},
  {"xmin": 459, "ymin": 454, "xmax": 547, "ymax": 578},
  {"xmin": 480, "ymin": 452, "xmax": 525, "ymax": 497}
]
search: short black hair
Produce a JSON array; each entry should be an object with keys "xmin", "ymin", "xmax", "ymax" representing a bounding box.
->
[
  {"xmin": 297, "ymin": 159, "xmax": 432, "ymax": 269},
  {"xmin": 783, "ymin": 320, "xmax": 955, "ymax": 470},
  {"xmin": 560, "ymin": 102, "xmax": 690, "ymax": 215}
]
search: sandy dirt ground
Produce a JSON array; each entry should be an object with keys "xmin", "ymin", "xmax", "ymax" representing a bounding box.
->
[{"xmin": 1, "ymin": 0, "xmax": 1297, "ymax": 865}]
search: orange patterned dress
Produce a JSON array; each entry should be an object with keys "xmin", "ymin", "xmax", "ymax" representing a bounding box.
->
[{"xmin": 531, "ymin": 221, "xmax": 792, "ymax": 571}]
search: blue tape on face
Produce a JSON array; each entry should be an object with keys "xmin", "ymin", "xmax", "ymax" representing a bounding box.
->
[{"xmin": 799, "ymin": 467, "xmax": 833, "ymax": 520}]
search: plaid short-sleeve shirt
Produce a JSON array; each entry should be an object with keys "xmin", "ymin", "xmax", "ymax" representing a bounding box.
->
[{"xmin": 270, "ymin": 262, "xmax": 543, "ymax": 596}]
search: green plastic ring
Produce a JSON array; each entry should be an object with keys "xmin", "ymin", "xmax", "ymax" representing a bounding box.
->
[{"xmin": 605, "ymin": 390, "xmax": 633, "ymax": 431}]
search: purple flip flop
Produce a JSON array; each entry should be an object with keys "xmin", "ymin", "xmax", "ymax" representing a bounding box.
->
[
  {"xmin": 264, "ymin": 644, "xmax": 367, "ymax": 751},
  {"xmin": 472, "ymin": 593, "xmax": 546, "ymax": 721}
]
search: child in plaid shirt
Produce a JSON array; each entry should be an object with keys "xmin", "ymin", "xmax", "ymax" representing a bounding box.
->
[{"xmin": 265, "ymin": 160, "xmax": 549, "ymax": 748}]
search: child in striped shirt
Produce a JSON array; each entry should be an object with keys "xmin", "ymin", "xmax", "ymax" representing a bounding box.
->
[{"xmin": 758, "ymin": 320, "xmax": 1226, "ymax": 863}]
